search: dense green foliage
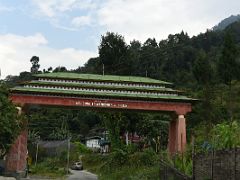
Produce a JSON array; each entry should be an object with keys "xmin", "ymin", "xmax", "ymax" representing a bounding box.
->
[
  {"xmin": 3, "ymin": 20, "xmax": 240, "ymax": 155},
  {"xmin": 30, "ymin": 157, "xmax": 66, "ymax": 178},
  {"xmin": 82, "ymin": 148, "xmax": 159, "ymax": 180},
  {"xmin": 2, "ymin": 17, "xmax": 240, "ymax": 179},
  {"xmin": 0, "ymin": 82, "xmax": 22, "ymax": 158},
  {"xmin": 195, "ymin": 121, "xmax": 240, "ymax": 151}
]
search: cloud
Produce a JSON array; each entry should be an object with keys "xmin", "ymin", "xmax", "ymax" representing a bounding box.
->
[
  {"xmin": 31, "ymin": 0, "xmax": 98, "ymax": 17},
  {"xmin": 29, "ymin": 0, "xmax": 240, "ymax": 39},
  {"xmin": 31, "ymin": 0, "xmax": 57, "ymax": 17},
  {"xmin": 71, "ymin": 15, "xmax": 92, "ymax": 27},
  {"xmin": 30, "ymin": 0, "xmax": 99, "ymax": 31},
  {"xmin": 0, "ymin": 33, "xmax": 97, "ymax": 79},
  {"xmin": 97, "ymin": 0, "xmax": 240, "ymax": 42},
  {"xmin": 0, "ymin": 4, "xmax": 14, "ymax": 12}
]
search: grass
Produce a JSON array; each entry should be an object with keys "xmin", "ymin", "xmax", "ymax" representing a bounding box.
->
[
  {"xmin": 82, "ymin": 151, "xmax": 161, "ymax": 180},
  {"xmin": 99, "ymin": 165, "xmax": 160, "ymax": 180},
  {"xmin": 29, "ymin": 158, "xmax": 67, "ymax": 179}
]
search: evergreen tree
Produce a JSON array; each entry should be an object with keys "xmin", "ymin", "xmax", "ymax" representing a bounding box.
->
[
  {"xmin": 30, "ymin": 56, "xmax": 40, "ymax": 73},
  {"xmin": 99, "ymin": 32, "xmax": 129, "ymax": 75},
  {"xmin": 217, "ymin": 33, "xmax": 239, "ymax": 85},
  {"xmin": 193, "ymin": 51, "xmax": 216, "ymax": 129},
  {"xmin": 217, "ymin": 33, "xmax": 240, "ymax": 121}
]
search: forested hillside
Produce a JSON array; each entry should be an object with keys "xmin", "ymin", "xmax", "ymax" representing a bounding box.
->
[
  {"xmin": 4, "ymin": 21, "xmax": 240, "ymax": 148},
  {"xmin": 213, "ymin": 14, "xmax": 240, "ymax": 31}
]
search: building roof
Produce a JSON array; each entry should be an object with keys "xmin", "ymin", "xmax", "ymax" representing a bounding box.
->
[
  {"xmin": 85, "ymin": 136, "xmax": 102, "ymax": 140},
  {"xmin": 11, "ymin": 72, "xmax": 196, "ymax": 102},
  {"xmin": 12, "ymin": 87, "xmax": 192, "ymax": 101},
  {"xmin": 35, "ymin": 72, "xmax": 172, "ymax": 85},
  {"xmin": 22, "ymin": 81, "xmax": 179, "ymax": 92}
]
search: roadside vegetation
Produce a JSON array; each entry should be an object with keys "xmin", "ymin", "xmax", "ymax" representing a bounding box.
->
[
  {"xmin": 27, "ymin": 142, "xmax": 91, "ymax": 178},
  {"xmin": 82, "ymin": 147, "xmax": 160, "ymax": 180},
  {"xmin": 1, "ymin": 18, "xmax": 240, "ymax": 179}
]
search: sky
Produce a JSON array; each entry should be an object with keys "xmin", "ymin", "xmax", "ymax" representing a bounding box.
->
[{"xmin": 0, "ymin": 0, "xmax": 239, "ymax": 79}]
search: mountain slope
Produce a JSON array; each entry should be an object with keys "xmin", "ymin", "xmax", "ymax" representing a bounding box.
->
[{"xmin": 213, "ymin": 14, "xmax": 240, "ymax": 31}]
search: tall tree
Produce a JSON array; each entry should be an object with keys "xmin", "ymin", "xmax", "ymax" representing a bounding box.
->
[
  {"xmin": 217, "ymin": 33, "xmax": 240, "ymax": 121},
  {"xmin": 99, "ymin": 32, "xmax": 129, "ymax": 75},
  {"xmin": 193, "ymin": 50, "xmax": 213, "ymax": 86},
  {"xmin": 217, "ymin": 33, "xmax": 239, "ymax": 85},
  {"xmin": 53, "ymin": 66, "xmax": 67, "ymax": 72},
  {"xmin": 30, "ymin": 56, "xmax": 40, "ymax": 73},
  {"xmin": 192, "ymin": 51, "xmax": 217, "ymax": 129}
]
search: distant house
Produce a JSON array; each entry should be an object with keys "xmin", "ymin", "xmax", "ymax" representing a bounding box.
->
[
  {"xmin": 99, "ymin": 139, "xmax": 110, "ymax": 153},
  {"xmin": 122, "ymin": 132, "xmax": 142, "ymax": 144},
  {"xmin": 85, "ymin": 135, "xmax": 110, "ymax": 153},
  {"xmin": 86, "ymin": 136, "xmax": 101, "ymax": 149}
]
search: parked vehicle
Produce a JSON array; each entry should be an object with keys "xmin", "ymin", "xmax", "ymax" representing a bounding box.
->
[{"xmin": 71, "ymin": 162, "xmax": 83, "ymax": 170}]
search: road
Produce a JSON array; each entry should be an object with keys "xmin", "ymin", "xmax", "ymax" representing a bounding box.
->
[
  {"xmin": 0, "ymin": 177, "xmax": 15, "ymax": 180},
  {"xmin": 67, "ymin": 170, "xmax": 98, "ymax": 180}
]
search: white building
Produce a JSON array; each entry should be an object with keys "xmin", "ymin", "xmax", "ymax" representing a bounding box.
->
[{"xmin": 86, "ymin": 136, "xmax": 101, "ymax": 149}]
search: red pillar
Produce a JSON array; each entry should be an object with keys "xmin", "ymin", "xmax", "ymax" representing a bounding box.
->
[
  {"xmin": 168, "ymin": 114, "xmax": 186, "ymax": 154},
  {"xmin": 5, "ymin": 107, "xmax": 28, "ymax": 176}
]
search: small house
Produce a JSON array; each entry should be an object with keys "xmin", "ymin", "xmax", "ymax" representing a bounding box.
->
[{"xmin": 85, "ymin": 136, "xmax": 101, "ymax": 149}]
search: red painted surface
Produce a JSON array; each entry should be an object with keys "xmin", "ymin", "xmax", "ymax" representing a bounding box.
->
[
  {"xmin": 5, "ymin": 130, "xmax": 27, "ymax": 173},
  {"xmin": 10, "ymin": 94, "xmax": 192, "ymax": 114},
  {"xmin": 168, "ymin": 115, "xmax": 186, "ymax": 154},
  {"xmin": 168, "ymin": 120, "xmax": 177, "ymax": 154},
  {"xmin": 7, "ymin": 93, "xmax": 191, "ymax": 173}
]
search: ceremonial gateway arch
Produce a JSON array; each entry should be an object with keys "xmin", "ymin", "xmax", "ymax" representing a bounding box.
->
[{"xmin": 6, "ymin": 72, "xmax": 194, "ymax": 174}]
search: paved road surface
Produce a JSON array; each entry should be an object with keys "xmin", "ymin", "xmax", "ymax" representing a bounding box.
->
[
  {"xmin": 67, "ymin": 170, "xmax": 98, "ymax": 180},
  {"xmin": 0, "ymin": 177, "xmax": 15, "ymax": 180},
  {"xmin": 10, "ymin": 169, "xmax": 97, "ymax": 180}
]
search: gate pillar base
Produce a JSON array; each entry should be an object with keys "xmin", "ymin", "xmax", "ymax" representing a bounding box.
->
[
  {"xmin": 5, "ymin": 130, "xmax": 28, "ymax": 178},
  {"xmin": 168, "ymin": 114, "xmax": 186, "ymax": 154}
]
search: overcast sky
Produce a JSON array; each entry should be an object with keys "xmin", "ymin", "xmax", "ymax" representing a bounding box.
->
[{"xmin": 0, "ymin": 0, "xmax": 239, "ymax": 79}]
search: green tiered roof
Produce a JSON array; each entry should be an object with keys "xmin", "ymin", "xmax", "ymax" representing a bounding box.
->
[
  {"xmin": 35, "ymin": 73, "xmax": 172, "ymax": 85},
  {"xmin": 11, "ymin": 72, "xmax": 195, "ymax": 102}
]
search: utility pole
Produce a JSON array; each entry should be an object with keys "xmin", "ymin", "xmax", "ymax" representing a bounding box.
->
[
  {"xmin": 35, "ymin": 136, "xmax": 40, "ymax": 167},
  {"xmin": 102, "ymin": 64, "xmax": 105, "ymax": 76},
  {"xmin": 66, "ymin": 136, "xmax": 71, "ymax": 174}
]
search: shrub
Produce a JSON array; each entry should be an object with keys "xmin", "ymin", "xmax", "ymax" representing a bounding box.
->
[
  {"xmin": 125, "ymin": 143, "xmax": 138, "ymax": 154},
  {"xmin": 30, "ymin": 158, "xmax": 66, "ymax": 178},
  {"xmin": 73, "ymin": 142, "xmax": 92, "ymax": 154},
  {"xmin": 172, "ymin": 153, "xmax": 193, "ymax": 176},
  {"xmin": 128, "ymin": 148, "xmax": 157, "ymax": 167},
  {"xmin": 69, "ymin": 142, "xmax": 92, "ymax": 162}
]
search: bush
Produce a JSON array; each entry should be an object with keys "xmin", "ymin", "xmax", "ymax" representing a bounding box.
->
[
  {"xmin": 172, "ymin": 153, "xmax": 193, "ymax": 176},
  {"xmin": 69, "ymin": 142, "xmax": 92, "ymax": 162},
  {"xmin": 74, "ymin": 142, "xmax": 92, "ymax": 154},
  {"xmin": 125, "ymin": 143, "xmax": 138, "ymax": 154},
  {"xmin": 128, "ymin": 148, "xmax": 157, "ymax": 167},
  {"xmin": 30, "ymin": 157, "xmax": 66, "ymax": 178},
  {"xmin": 195, "ymin": 121, "xmax": 240, "ymax": 152},
  {"xmin": 82, "ymin": 148, "xmax": 160, "ymax": 179}
]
